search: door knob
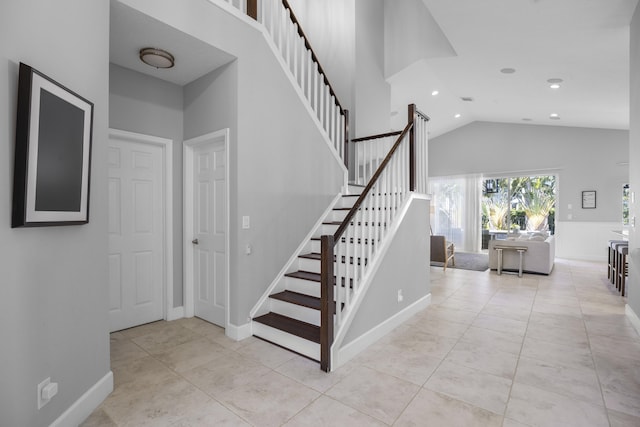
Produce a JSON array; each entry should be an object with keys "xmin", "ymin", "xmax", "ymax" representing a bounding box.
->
[{"xmin": 192, "ymin": 238, "xmax": 199, "ymax": 245}]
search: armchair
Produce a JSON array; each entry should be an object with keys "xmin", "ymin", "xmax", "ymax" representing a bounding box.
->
[{"xmin": 431, "ymin": 235, "xmax": 455, "ymax": 271}]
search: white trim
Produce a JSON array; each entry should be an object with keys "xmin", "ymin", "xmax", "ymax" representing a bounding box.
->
[
  {"xmin": 183, "ymin": 129, "xmax": 230, "ymax": 330},
  {"xmin": 249, "ymin": 192, "xmax": 343, "ymax": 319},
  {"xmin": 108, "ymin": 129, "xmax": 174, "ymax": 324},
  {"xmin": 225, "ymin": 322, "xmax": 252, "ymax": 341},
  {"xmin": 166, "ymin": 306, "xmax": 185, "ymax": 322},
  {"xmin": 626, "ymin": 304, "xmax": 640, "ymax": 337},
  {"xmin": 331, "ymin": 193, "xmax": 429, "ymax": 354},
  {"xmin": 333, "ymin": 294, "xmax": 431, "ymax": 370},
  {"xmin": 50, "ymin": 371, "xmax": 113, "ymax": 427}
]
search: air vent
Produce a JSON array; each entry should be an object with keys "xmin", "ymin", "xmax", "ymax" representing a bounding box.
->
[{"xmin": 460, "ymin": 97, "xmax": 474, "ymax": 102}]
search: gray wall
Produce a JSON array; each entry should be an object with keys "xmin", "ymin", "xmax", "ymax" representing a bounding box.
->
[
  {"xmin": 0, "ymin": 0, "xmax": 110, "ymax": 425},
  {"xmin": 109, "ymin": 63, "xmax": 185, "ymax": 306},
  {"xmin": 628, "ymin": 4, "xmax": 640, "ymax": 318},
  {"xmin": 430, "ymin": 121, "xmax": 629, "ymax": 222},
  {"xmin": 354, "ymin": 0, "xmax": 391, "ymax": 137},
  {"xmin": 342, "ymin": 197, "xmax": 430, "ymax": 345}
]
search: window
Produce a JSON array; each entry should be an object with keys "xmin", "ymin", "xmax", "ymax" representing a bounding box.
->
[{"xmin": 623, "ymin": 184, "xmax": 630, "ymax": 226}]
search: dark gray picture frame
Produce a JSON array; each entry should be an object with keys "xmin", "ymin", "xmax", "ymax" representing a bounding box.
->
[{"xmin": 12, "ymin": 63, "xmax": 93, "ymax": 227}]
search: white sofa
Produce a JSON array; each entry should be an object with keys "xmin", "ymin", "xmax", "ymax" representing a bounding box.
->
[{"xmin": 488, "ymin": 234, "xmax": 555, "ymax": 275}]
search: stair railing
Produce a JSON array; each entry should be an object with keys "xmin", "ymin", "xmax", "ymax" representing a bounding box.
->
[
  {"xmin": 219, "ymin": 0, "xmax": 350, "ymax": 166},
  {"xmin": 320, "ymin": 104, "xmax": 429, "ymax": 371},
  {"xmin": 352, "ymin": 131, "xmax": 402, "ymax": 185}
]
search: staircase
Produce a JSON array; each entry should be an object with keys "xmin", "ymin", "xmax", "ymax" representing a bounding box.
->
[{"xmin": 252, "ymin": 185, "xmax": 364, "ymax": 361}]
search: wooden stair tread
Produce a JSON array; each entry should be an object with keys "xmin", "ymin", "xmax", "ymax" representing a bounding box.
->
[
  {"xmin": 270, "ymin": 290, "xmax": 320, "ymax": 310},
  {"xmin": 285, "ymin": 270, "xmax": 320, "ymax": 282},
  {"xmin": 299, "ymin": 252, "xmax": 321, "ymax": 260},
  {"xmin": 253, "ymin": 312, "xmax": 320, "ymax": 343}
]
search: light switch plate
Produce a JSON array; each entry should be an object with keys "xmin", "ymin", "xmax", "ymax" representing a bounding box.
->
[{"xmin": 242, "ymin": 216, "xmax": 250, "ymax": 229}]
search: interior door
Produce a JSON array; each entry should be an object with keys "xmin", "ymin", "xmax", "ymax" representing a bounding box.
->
[
  {"xmin": 108, "ymin": 136, "xmax": 164, "ymax": 332},
  {"xmin": 192, "ymin": 140, "xmax": 226, "ymax": 327}
]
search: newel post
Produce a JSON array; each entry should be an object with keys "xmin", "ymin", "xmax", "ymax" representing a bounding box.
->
[
  {"xmin": 408, "ymin": 104, "xmax": 416, "ymax": 191},
  {"xmin": 247, "ymin": 0, "xmax": 258, "ymax": 20},
  {"xmin": 343, "ymin": 110, "xmax": 350, "ymax": 169},
  {"xmin": 320, "ymin": 235, "xmax": 334, "ymax": 372}
]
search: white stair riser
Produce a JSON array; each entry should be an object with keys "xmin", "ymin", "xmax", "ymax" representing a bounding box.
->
[
  {"xmin": 298, "ymin": 257, "xmax": 320, "ymax": 274},
  {"xmin": 252, "ymin": 322, "xmax": 320, "ymax": 361},
  {"xmin": 347, "ymin": 185, "xmax": 364, "ymax": 195},
  {"xmin": 286, "ymin": 276, "xmax": 320, "ymax": 297},
  {"xmin": 310, "ymin": 240, "xmax": 321, "ymax": 253},
  {"xmin": 269, "ymin": 299, "xmax": 320, "ymax": 326},
  {"xmin": 329, "ymin": 210, "xmax": 349, "ymax": 222},
  {"xmin": 321, "ymin": 223, "xmax": 339, "ymax": 235},
  {"xmin": 337, "ymin": 197, "xmax": 358, "ymax": 209}
]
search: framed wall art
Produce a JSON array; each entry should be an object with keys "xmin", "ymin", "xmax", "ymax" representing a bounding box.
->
[
  {"xmin": 582, "ymin": 190, "xmax": 596, "ymax": 209},
  {"xmin": 12, "ymin": 63, "xmax": 93, "ymax": 227}
]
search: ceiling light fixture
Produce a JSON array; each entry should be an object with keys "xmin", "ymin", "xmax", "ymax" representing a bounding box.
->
[
  {"xmin": 454, "ymin": 113, "xmax": 461, "ymax": 118},
  {"xmin": 432, "ymin": 90, "xmax": 439, "ymax": 96},
  {"xmin": 500, "ymin": 68, "xmax": 516, "ymax": 74},
  {"xmin": 549, "ymin": 113, "xmax": 560, "ymax": 120},
  {"xmin": 547, "ymin": 78, "xmax": 563, "ymax": 89},
  {"xmin": 139, "ymin": 47, "xmax": 175, "ymax": 69}
]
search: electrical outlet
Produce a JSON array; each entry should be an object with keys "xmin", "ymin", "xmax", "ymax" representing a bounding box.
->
[{"xmin": 37, "ymin": 377, "xmax": 58, "ymax": 409}]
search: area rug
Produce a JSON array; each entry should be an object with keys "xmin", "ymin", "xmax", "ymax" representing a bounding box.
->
[{"xmin": 431, "ymin": 251, "xmax": 489, "ymax": 272}]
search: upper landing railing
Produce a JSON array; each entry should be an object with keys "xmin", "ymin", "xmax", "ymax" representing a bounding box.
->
[{"xmin": 219, "ymin": 0, "xmax": 349, "ymax": 166}]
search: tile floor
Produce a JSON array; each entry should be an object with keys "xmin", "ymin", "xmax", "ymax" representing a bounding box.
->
[{"xmin": 82, "ymin": 259, "xmax": 640, "ymax": 426}]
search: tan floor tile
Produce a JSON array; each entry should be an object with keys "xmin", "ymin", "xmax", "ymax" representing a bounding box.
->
[
  {"xmin": 480, "ymin": 303, "xmax": 531, "ymax": 322},
  {"xmin": 110, "ymin": 356, "xmax": 179, "ymax": 398},
  {"xmin": 170, "ymin": 400, "xmax": 250, "ymax": 426},
  {"xmin": 131, "ymin": 323, "xmax": 202, "ymax": 354},
  {"xmin": 505, "ymin": 382, "xmax": 609, "ymax": 427},
  {"xmin": 608, "ymin": 409, "xmax": 640, "ymax": 427},
  {"xmin": 421, "ymin": 306, "xmax": 479, "ymax": 325},
  {"xmin": 236, "ymin": 337, "xmax": 297, "ymax": 368},
  {"xmin": 326, "ymin": 366, "xmax": 420, "ymax": 424},
  {"xmin": 425, "ymin": 361, "xmax": 512, "ymax": 414},
  {"xmin": 589, "ymin": 334, "xmax": 640, "ymax": 360},
  {"xmin": 409, "ymin": 315, "xmax": 470, "ymax": 339},
  {"xmin": 460, "ymin": 326, "xmax": 524, "ymax": 355},
  {"xmin": 102, "ymin": 376, "xmax": 211, "ymax": 427},
  {"xmin": 514, "ymin": 356, "xmax": 603, "ymax": 405},
  {"xmin": 525, "ymin": 322, "xmax": 590, "ymax": 348},
  {"xmin": 154, "ymin": 336, "xmax": 230, "ymax": 373},
  {"xmin": 528, "ymin": 311, "xmax": 586, "ymax": 331},
  {"xmin": 174, "ymin": 317, "xmax": 225, "ymax": 337},
  {"xmin": 520, "ymin": 336, "xmax": 595, "ymax": 371},
  {"xmin": 181, "ymin": 353, "xmax": 271, "ymax": 398},
  {"xmin": 109, "ymin": 335, "xmax": 148, "ymax": 363},
  {"xmin": 217, "ymin": 371, "xmax": 319, "ymax": 427},
  {"xmin": 445, "ymin": 340, "xmax": 519, "ymax": 379},
  {"xmin": 80, "ymin": 407, "xmax": 117, "ymax": 427},
  {"xmin": 603, "ymin": 389, "xmax": 640, "ymax": 419},
  {"xmin": 355, "ymin": 341, "xmax": 442, "ymax": 386},
  {"xmin": 394, "ymin": 388, "xmax": 503, "ymax": 427},
  {"xmin": 283, "ymin": 395, "xmax": 387, "ymax": 426},
  {"xmin": 275, "ymin": 354, "xmax": 354, "ymax": 393},
  {"xmin": 387, "ymin": 329, "xmax": 459, "ymax": 359},
  {"xmin": 471, "ymin": 313, "xmax": 528, "ymax": 336}
]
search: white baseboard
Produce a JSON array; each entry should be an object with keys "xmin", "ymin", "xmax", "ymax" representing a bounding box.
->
[
  {"xmin": 626, "ymin": 304, "xmax": 640, "ymax": 337},
  {"xmin": 166, "ymin": 306, "xmax": 185, "ymax": 321},
  {"xmin": 50, "ymin": 371, "xmax": 113, "ymax": 427},
  {"xmin": 226, "ymin": 322, "xmax": 252, "ymax": 341},
  {"xmin": 332, "ymin": 294, "xmax": 431, "ymax": 370}
]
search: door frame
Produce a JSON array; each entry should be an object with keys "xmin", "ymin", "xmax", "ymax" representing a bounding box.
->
[
  {"xmin": 183, "ymin": 129, "xmax": 230, "ymax": 330},
  {"xmin": 108, "ymin": 128, "xmax": 175, "ymax": 322}
]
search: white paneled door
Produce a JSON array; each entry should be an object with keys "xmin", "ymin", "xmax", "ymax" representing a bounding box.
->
[
  {"xmin": 191, "ymin": 139, "xmax": 227, "ymax": 327},
  {"xmin": 108, "ymin": 135, "xmax": 164, "ymax": 332}
]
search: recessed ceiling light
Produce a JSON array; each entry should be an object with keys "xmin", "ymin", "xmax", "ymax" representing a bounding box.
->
[
  {"xmin": 139, "ymin": 47, "xmax": 175, "ymax": 69},
  {"xmin": 547, "ymin": 78, "xmax": 563, "ymax": 84},
  {"xmin": 500, "ymin": 68, "xmax": 516, "ymax": 74},
  {"xmin": 454, "ymin": 113, "xmax": 461, "ymax": 118},
  {"xmin": 549, "ymin": 113, "xmax": 560, "ymax": 120},
  {"xmin": 550, "ymin": 83, "xmax": 561, "ymax": 89},
  {"xmin": 432, "ymin": 90, "xmax": 439, "ymax": 96}
]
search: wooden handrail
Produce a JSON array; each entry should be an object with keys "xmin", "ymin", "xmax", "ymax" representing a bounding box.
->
[
  {"xmin": 333, "ymin": 121, "xmax": 413, "ymax": 242},
  {"xmin": 351, "ymin": 131, "xmax": 402, "ymax": 143},
  {"xmin": 280, "ymin": 0, "xmax": 345, "ymax": 114}
]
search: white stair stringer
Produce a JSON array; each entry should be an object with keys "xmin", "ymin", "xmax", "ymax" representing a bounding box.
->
[{"xmin": 329, "ymin": 194, "xmax": 419, "ymax": 370}]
